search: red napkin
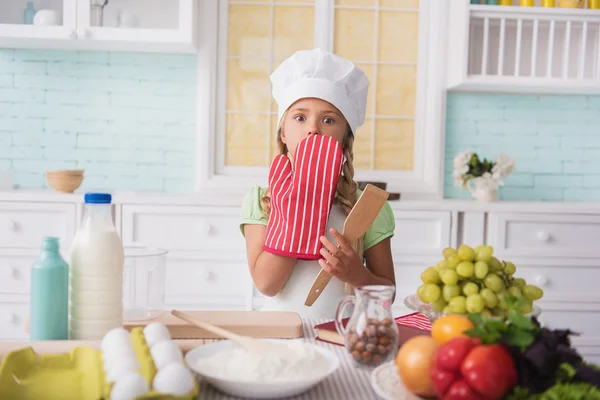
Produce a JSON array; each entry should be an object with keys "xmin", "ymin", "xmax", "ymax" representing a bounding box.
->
[{"xmin": 264, "ymin": 134, "xmax": 344, "ymax": 260}]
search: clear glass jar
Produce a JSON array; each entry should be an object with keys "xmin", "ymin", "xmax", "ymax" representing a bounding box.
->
[
  {"xmin": 335, "ymin": 285, "xmax": 400, "ymax": 368},
  {"xmin": 122, "ymin": 247, "xmax": 167, "ymax": 321}
]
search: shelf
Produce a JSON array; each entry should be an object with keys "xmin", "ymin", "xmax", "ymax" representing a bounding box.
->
[
  {"xmin": 0, "ymin": 0, "xmax": 198, "ymax": 54},
  {"xmin": 447, "ymin": 1, "xmax": 600, "ymax": 95}
]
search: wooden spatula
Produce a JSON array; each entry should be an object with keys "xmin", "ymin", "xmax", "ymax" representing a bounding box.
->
[
  {"xmin": 304, "ymin": 184, "xmax": 389, "ymax": 307},
  {"xmin": 171, "ymin": 310, "xmax": 295, "ymax": 356}
]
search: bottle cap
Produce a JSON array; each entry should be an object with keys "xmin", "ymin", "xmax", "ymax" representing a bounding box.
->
[{"xmin": 84, "ymin": 193, "xmax": 112, "ymax": 204}]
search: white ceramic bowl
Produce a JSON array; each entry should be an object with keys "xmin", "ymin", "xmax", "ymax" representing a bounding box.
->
[{"xmin": 184, "ymin": 339, "xmax": 340, "ymax": 399}]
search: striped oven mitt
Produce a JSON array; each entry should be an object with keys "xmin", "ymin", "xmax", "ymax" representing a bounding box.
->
[{"xmin": 264, "ymin": 134, "xmax": 344, "ymax": 260}]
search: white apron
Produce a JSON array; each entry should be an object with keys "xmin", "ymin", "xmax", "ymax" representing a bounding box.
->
[{"xmin": 260, "ymin": 204, "xmax": 348, "ymax": 320}]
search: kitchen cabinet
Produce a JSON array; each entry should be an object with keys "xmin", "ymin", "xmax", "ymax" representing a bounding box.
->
[
  {"xmin": 0, "ymin": 202, "xmax": 77, "ymax": 248},
  {"xmin": 0, "ymin": 0, "xmax": 197, "ymax": 53},
  {"xmin": 447, "ymin": 0, "xmax": 600, "ymax": 94}
]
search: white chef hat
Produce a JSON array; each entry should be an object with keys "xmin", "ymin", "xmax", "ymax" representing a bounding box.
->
[{"xmin": 270, "ymin": 48, "xmax": 369, "ymax": 135}]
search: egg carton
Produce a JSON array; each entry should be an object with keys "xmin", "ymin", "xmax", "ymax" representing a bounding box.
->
[{"xmin": 0, "ymin": 324, "xmax": 199, "ymax": 400}]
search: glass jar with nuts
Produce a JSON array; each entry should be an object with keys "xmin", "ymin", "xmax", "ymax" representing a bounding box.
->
[{"xmin": 334, "ymin": 285, "xmax": 399, "ymax": 368}]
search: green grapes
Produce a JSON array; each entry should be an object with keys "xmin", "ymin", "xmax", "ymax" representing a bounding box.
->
[
  {"xmin": 415, "ymin": 245, "xmax": 544, "ymax": 318},
  {"xmin": 421, "ymin": 267, "xmax": 440, "ymax": 284},
  {"xmin": 474, "ymin": 261, "xmax": 489, "ymax": 279}
]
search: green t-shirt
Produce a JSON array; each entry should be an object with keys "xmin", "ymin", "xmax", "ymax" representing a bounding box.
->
[{"xmin": 239, "ymin": 186, "xmax": 395, "ymax": 252}]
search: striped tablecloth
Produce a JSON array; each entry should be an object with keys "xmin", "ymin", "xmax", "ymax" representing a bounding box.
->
[{"xmin": 197, "ymin": 318, "xmax": 383, "ymax": 400}]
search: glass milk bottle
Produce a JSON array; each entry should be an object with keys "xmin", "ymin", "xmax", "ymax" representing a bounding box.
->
[{"xmin": 69, "ymin": 193, "xmax": 124, "ymax": 340}]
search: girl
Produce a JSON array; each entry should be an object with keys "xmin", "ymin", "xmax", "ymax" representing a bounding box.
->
[{"xmin": 240, "ymin": 48, "xmax": 396, "ymax": 319}]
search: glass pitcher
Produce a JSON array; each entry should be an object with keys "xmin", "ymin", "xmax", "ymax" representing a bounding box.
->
[{"xmin": 335, "ymin": 285, "xmax": 400, "ymax": 368}]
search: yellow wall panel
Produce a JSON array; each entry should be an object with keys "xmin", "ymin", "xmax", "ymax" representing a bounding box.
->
[
  {"xmin": 376, "ymin": 65, "xmax": 417, "ymax": 117},
  {"xmin": 374, "ymin": 119, "xmax": 414, "ymax": 170},
  {"xmin": 269, "ymin": 114, "xmax": 282, "ymax": 161},
  {"xmin": 225, "ymin": 114, "xmax": 269, "ymax": 166},
  {"xmin": 227, "ymin": 4, "xmax": 271, "ymax": 58},
  {"xmin": 336, "ymin": 0, "xmax": 377, "ymax": 6},
  {"xmin": 273, "ymin": 6, "xmax": 315, "ymax": 59},
  {"xmin": 356, "ymin": 64, "xmax": 375, "ymax": 116},
  {"xmin": 379, "ymin": 11, "xmax": 419, "ymax": 62},
  {"xmin": 380, "ymin": 0, "xmax": 419, "ymax": 7},
  {"xmin": 354, "ymin": 119, "xmax": 373, "ymax": 170},
  {"xmin": 334, "ymin": 9, "xmax": 375, "ymax": 61},
  {"xmin": 226, "ymin": 58, "xmax": 271, "ymax": 111}
]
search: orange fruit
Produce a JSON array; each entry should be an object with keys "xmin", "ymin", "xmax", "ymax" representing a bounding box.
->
[
  {"xmin": 395, "ymin": 336, "xmax": 439, "ymax": 398},
  {"xmin": 431, "ymin": 314, "xmax": 475, "ymax": 345}
]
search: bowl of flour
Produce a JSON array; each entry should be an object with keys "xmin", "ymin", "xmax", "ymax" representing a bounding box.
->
[{"xmin": 184, "ymin": 339, "xmax": 340, "ymax": 399}]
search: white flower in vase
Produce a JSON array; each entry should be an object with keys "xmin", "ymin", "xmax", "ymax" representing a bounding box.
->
[{"xmin": 452, "ymin": 151, "xmax": 515, "ymax": 201}]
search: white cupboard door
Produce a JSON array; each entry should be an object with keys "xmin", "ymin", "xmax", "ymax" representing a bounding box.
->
[
  {"xmin": 391, "ymin": 211, "xmax": 452, "ymax": 256},
  {"xmin": 0, "ymin": 0, "xmax": 77, "ymax": 47},
  {"xmin": 0, "ymin": 203, "xmax": 77, "ymax": 249},
  {"xmin": 75, "ymin": 0, "xmax": 197, "ymax": 53},
  {"xmin": 488, "ymin": 212, "xmax": 600, "ymax": 258},
  {"xmin": 121, "ymin": 205, "xmax": 246, "ymax": 254}
]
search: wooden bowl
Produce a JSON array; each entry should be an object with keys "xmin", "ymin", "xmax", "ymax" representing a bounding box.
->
[
  {"xmin": 46, "ymin": 170, "xmax": 84, "ymax": 193},
  {"xmin": 46, "ymin": 169, "xmax": 84, "ymax": 176}
]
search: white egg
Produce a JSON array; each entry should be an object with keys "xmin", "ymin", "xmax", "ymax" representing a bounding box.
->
[
  {"xmin": 101, "ymin": 328, "xmax": 131, "ymax": 353},
  {"xmin": 104, "ymin": 355, "xmax": 140, "ymax": 375},
  {"xmin": 105, "ymin": 356, "xmax": 141, "ymax": 382},
  {"xmin": 102, "ymin": 340, "xmax": 136, "ymax": 364},
  {"xmin": 110, "ymin": 372, "xmax": 149, "ymax": 400},
  {"xmin": 152, "ymin": 362, "xmax": 195, "ymax": 396},
  {"xmin": 143, "ymin": 322, "xmax": 171, "ymax": 348},
  {"xmin": 150, "ymin": 340, "xmax": 183, "ymax": 370}
]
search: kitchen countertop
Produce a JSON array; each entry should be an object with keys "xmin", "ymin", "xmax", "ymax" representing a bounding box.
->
[{"xmin": 2, "ymin": 188, "xmax": 600, "ymax": 214}]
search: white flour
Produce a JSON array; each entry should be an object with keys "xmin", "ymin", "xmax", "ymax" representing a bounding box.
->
[{"xmin": 194, "ymin": 341, "xmax": 330, "ymax": 383}]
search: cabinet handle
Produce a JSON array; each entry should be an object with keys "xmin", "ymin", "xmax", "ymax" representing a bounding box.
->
[
  {"xmin": 1, "ymin": 265, "xmax": 15, "ymax": 279},
  {"xmin": 199, "ymin": 269, "xmax": 212, "ymax": 281},
  {"xmin": 202, "ymin": 222, "xmax": 212, "ymax": 235},
  {"xmin": 6, "ymin": 313, "xmax": 16, "ymax": 324},
  {"xmin": 5, "ymin": 219, "xmax": 16, "ymax": 231},
  {"xmin": 536, "ymin": 231, "xmax": 551, "ymax": 242},
  {"xmin": 533, "ymin": 274, "xmax": 548, "ymax": 287},
  {"xmin": 69, "ymin": 30, "xmax": 77, "ymax": 39}
]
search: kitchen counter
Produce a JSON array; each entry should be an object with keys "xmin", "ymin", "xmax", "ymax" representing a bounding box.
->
[{"xmin": 3, "ymin": 188, "xmax": 600, "ymax": 214}]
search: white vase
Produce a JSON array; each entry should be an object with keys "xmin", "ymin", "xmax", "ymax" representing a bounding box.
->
[{"xmin": 467, "ymin": 178, "xmax": 498, "ymax": 202}]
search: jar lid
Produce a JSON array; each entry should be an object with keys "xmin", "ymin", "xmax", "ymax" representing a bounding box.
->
[{"xmin": 84, "ymin": 193, "xmax": 112, "ymax": 204}]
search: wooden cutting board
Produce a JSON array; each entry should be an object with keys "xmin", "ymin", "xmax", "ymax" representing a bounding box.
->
[{"xmin": 123, "ymin": 310, "xmax": 303, "ymax": 339}]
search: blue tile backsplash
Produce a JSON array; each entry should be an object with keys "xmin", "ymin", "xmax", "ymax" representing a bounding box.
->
[
  {"xmin": 0, "ymin": 49, "xmax": 196, "ymax": 192},
  {"xmin": 444, "ymin": 93, "xmax": 600, "ymax": 201}
]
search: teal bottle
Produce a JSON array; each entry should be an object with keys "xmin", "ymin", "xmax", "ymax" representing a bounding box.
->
[
  {"xmin": 30, "ymin": 237, "xmax": 69, "ymax": 340},
  {"xmin": 23, "ymin": 1, "xmax": 36, "ymax": 25}
]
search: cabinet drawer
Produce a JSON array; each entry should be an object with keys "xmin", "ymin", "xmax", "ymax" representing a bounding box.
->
[
  {"xmin": 121, "ymin": 205, "xmax": 245, "ymax": 253},
  {"xmin": 539, "ymin": 305, "xmax": 600, "ymax": 343},
  {"xmin": 488, "ymin": 212, "xmax": 600, "ymax": 258},
  {"xmin": 391, "ymin": 211, "xmax": 452, "ymax": 255},
  {"xmin": 0, "ymin": 203, "xmax": 76, "ymax": 248},
  {"xmin": 0, "ymin": 249, "xmax": 43, "ymax": 294},
  {"xmin": 0, "ymin": 302, "xmax": 28, "ymax": 340},
  {"xmin": 504, "ymin": 258, "xmax": 600, "ymax": 303},
  {"xmin": 164, "ymin": 253, "xmax": 251, "ymax": 305}
]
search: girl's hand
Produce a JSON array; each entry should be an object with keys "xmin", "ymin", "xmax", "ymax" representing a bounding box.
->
[{"xmin": 319, "ymin": 228, "xmax": 368, "ymax": 287}]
